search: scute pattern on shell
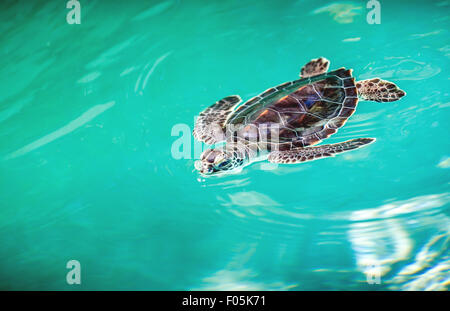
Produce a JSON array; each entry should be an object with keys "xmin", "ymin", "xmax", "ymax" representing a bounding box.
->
[{"xmin": 228, "ymin": 68, "xmax": 359, "ymax": 151}]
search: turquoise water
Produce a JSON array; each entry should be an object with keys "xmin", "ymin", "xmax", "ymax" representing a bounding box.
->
[{"xmin": 0, "ymin": 0, "xmax": 449, "ymax": 290}]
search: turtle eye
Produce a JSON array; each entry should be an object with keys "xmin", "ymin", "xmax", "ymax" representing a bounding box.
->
[
  {"xmin": 215, "ymin": 158, "xmax": 232, "ymax": 169},
  {"xmin": 216, "ymin": 161, "xmax": 229, "ymax": 168}
]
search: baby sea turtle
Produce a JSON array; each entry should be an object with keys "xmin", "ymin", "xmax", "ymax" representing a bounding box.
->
[{"xmin": 193, "ymin": 57, "xmax": 405, "ymax": 175}]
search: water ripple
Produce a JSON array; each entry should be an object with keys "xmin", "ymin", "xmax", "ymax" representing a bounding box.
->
[
  {"xmin": 311, "ymin": 3, "xmax": 363, "ymax": 24},
  {"xmin": 4, "ymin": 101, "xmax": 115, "ymax": 160},
  {"xmin": 358, "ymin": 58, "xmax": 441, "ymax": 81}
]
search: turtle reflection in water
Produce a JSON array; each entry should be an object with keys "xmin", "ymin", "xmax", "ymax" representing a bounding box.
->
[{"xmin": 193, "ymin": 57, "xmax": 406, "ymax": 176}]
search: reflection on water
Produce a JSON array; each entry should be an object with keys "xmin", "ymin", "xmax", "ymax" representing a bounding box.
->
[
  {"xmin": 392, "ymin": 234, "xmax": 449, "ymax": 290},
  {"xmin": 437, "ymin": 157, "xmax": 450, "ymax": 169},
  {"xmin": 5, "ymin": 101, "xmax": 115, "ymax": 160},
  {"xmin": 212, "ymin": 192, "xmax": 449, "ymax": 290},
  {"xmin": 197, "ymin": 268, "xmax": 296, "ymax": 291},
  {"xmin": 358, "ymin": 58, "xmax": 442, "ymax": 81},
  {"xmin": 349, "ymin": 194, "xmax": 449, "ymax": 290},
  {"xmin": 349, "ymin": 193, "xmax": 449, "ymax": 221},
  {"xmin": 312, "ymin": 3, "xmax": 363, "ymax": 24},
  {"xmin": 134, "ymin": 51, "xmax": 172, "ymax": 95}
]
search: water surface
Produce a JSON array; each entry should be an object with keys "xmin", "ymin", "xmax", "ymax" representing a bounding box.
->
[{"xmin": 0, "ymin": 0, "xmax": 449, "ymax": 290}]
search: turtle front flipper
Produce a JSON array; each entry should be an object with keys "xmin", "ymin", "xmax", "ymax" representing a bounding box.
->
[
  {"xmin": 193, "ymin": 95, "xmax": 242, "ymax": 144},
  {"xmin": 356, "ymin": 78, "xmax": 406, "ymax": 102},
  {"xmin": 300, "ymin": 57, "xmax": 330, "ymax": 78},
  {"xmin": 268, "ymin": 138, "xmax": 375, "ymax": 164}
]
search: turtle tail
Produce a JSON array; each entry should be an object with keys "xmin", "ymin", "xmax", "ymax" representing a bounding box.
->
[{"xmin": 356, "ymin": 78, "xmax": 406, "ymax": 102}]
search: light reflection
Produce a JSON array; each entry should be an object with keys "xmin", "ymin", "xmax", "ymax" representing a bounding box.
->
[
  {"xmin": 349, "ymin": 194, "xmax": 450, "ymax": 290},
  {"xmin": 195, "ymin": 268, "xmax": 295, "ymax": 291},
  {"xmin": 312, "ymin": 3, "xmax": 363, "ymax": 24},
  {"xmin": 350, "ymin": 193, "xmax": 449, "ymax": 221},
  {"xmin": 349, "ymin": 219, "xmax": 413, "ymax": 276}
]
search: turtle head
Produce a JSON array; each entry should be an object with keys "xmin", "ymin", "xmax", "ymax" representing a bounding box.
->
[{"xmin": 195, "ymin": 148, "xmax": 239, "ymax": 175}]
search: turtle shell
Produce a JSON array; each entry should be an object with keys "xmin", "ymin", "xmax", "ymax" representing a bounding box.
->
[{"xmin": 226, "ymin": 68, "xmax": 358, "ymax": 151}]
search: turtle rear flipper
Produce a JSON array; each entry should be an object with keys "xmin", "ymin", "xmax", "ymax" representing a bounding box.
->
[
  {"xmin": 268, "ymin": 138, "xmax": 375, "ymax": 163},
  {"xmin": 300, "ymin": 57, "xmax": 330, "ymax": 78},
  {"xmin": 193, "ymin": 95, "xmax": 242, "ymax": 144},
  {"xmin": 356, "ymin": 78, "xmax": 406, "ymax": 102}
]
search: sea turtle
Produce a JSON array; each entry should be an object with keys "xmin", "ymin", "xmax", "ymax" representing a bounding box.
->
[{"xmin": 193, "ymin": 57, "xmax": 405, "ymax": 175}]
